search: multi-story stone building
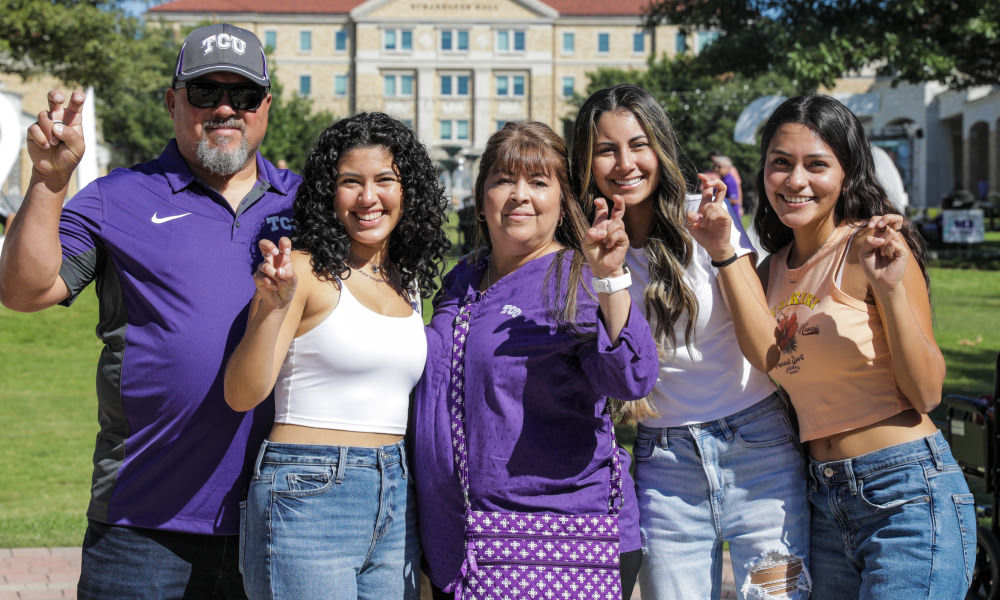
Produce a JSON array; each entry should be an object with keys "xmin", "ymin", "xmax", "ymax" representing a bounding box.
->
[{"xmin": 149, "ymin": 0, "xmax": 710, "ymax": 162}]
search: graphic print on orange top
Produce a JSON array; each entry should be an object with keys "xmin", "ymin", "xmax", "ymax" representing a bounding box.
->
[
  {"xmin": 764, "ymin": 225, "xmax": 912, "ymax": 441},
  {"xmin": 776, "ymin": 312, "xmax": 799, "ymax": 354}
]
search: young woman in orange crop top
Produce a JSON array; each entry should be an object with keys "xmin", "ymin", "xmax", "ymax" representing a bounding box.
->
[
  {"xmin": 688, "ymin": 95, "xmax": 974, "ymax": 599},
  {"xmin": 223, "ymin": 113, "xmax": 450, "ymax": 599}
]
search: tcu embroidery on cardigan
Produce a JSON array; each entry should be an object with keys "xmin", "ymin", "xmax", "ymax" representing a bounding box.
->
[{"xmin": 500, "ymin": 304, "xmax": 522, "ymax": 318}]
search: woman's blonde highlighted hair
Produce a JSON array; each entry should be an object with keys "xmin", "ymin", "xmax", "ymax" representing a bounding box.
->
[{"xmin": 572, "ymin": 84, "xmax": 699, "ymax": 424}]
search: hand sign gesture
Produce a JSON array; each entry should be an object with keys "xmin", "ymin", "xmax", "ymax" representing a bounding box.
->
[
  {"xmin": 686, "ymin": 173, "xmax": 736, "ymax": 261},
  {"xmin": 856, "ymin": 215, "xmax": 908, "ymax": 291},
  {"xmin": 254, "ymin": 237, "xmax": 298, "ymax": 309},
  {"xmin": 583, "ymin": 194, "xmax": 630, "ymax": 279},
  {"xmin": 26, "ymin": 89, "xmax": 87, "ymax": 186}
]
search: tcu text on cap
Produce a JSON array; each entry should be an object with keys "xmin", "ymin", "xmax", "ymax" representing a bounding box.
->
[{"xmin": 202, "ymin": 33, "xmax": 246, "ymax": 55}]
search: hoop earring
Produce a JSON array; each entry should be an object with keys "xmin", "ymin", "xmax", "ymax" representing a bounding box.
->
[{"xmin": 477, "ymin": 212, "xmax": 486, "ymax": 222}]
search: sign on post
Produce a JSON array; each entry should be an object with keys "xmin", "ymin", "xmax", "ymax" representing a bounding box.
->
[{"xmin": 942, "ymin": 209, "xmax": 985, "ymax": 244}]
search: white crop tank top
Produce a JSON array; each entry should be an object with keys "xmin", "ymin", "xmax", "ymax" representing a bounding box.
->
[{"xmin": 273, "ymin": 280, "xmax": 426, "ymax": 435}]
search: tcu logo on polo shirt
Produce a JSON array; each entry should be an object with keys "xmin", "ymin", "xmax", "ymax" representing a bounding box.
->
[
  {"xmin": 266, "ymin": 215, "xmax": 294, "ymax": 233},
  {"xmin": 201, "ymin": 33, "xmax": 247, "ymax": 55}
]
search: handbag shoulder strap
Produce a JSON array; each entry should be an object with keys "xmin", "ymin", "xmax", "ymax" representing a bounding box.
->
[{"xmin": 444, "ymin": 300, "xmax": 624, "ymax": 515}]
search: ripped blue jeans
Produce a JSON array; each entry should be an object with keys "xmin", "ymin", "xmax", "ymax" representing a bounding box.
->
[{"xmin": 634, "ymin": 393, "xmax": 811, "ymax": 599}]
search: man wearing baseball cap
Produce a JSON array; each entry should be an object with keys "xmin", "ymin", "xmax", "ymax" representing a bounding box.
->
[{"xmin": 0, "ymin": 24, "xmax": 299, "ymax": 598}]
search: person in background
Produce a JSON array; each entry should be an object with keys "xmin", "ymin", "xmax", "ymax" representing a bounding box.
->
[
  {"xmin": 689, "ymin": 94, "xmax": 974, "ymax": 599},
  {"xmin": 225, "ymin": 112, "xmax": 449, "ymax": 600},
  {"xmin": 710, "ymin": 150, "xmax": 743, "ymax": 191},
  {"xmin": 712, "ymin": 154, "xmax": 743, "ymax": 220},
  {"xmin": 413, "ymin": 121, "xmax": 658, "ymax": 600},
  {"xmin": 572, "ymin": 84, "xmax": 811, "ymax": 600},
  {"xmin": 0, "ymin": 24, "xmax": 298, "ymax": 599}
]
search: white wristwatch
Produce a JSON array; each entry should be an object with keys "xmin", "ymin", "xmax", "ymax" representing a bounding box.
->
[{"xmin": 591, "ymin": 266, "xmax": 632, "ymax": 294}]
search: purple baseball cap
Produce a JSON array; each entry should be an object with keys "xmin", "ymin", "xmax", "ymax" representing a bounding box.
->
[{"xmin": 173, "ymin": 23, "xmax": 270, "ymax": 88}]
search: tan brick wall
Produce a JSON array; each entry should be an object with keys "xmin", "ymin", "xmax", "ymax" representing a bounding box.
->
[
  {"xmin": 148, "ymin": 8, "xmax": 720, "ymax": 156},
  {"xmin": 368, "ymin": 0, "xmax": 541, "ymax": 21}
]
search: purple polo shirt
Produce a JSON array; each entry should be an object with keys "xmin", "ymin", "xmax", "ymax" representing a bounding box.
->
[
  {"xmin": 57, "ymin": 140, "xmax": 299, "ymax": 535},
  {"xmin": 721, "ymin": 172, "xmax": 739, "ymax": 202},
  {"xmin": 412, "ymin": 251, "xmax": 658, "ymax": 588}
]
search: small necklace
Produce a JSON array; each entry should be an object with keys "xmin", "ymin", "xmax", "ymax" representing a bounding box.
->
[{"xmin": 346, "ymin": 257, "xmax": 388, "ymax": 283}]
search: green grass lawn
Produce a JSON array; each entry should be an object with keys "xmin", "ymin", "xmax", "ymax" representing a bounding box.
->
[
  {"xmin": 1, "ymin": 232, "xmax": 998, "ymax": 547},
  {"xmin": 0, "ymin": 293, "xmax": 103, "ymax": 547},
  {"xmin": 930, "ymin": 267, "xmax": 1000, "ymax": 398}
]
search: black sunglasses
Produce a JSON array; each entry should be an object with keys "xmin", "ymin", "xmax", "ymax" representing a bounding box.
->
[{"xmin": 177, "ymin": 80, "xmax": 268, "ymax": 111}]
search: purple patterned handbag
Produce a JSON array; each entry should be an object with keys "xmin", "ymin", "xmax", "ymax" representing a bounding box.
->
[{"xmin": 443, "ymin": 303, "xmax": 624, "ymax": 600}]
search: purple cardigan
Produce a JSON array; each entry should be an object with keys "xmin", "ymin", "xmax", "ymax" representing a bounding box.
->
[{"xmin": 412, "ymin": 250, "xmax": 658, "ymax": 588}]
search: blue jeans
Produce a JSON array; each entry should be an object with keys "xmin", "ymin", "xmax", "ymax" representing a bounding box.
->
[
  {"xmin": 240, "ymin": 440, "xmax": 419, "ymax": 600},
  {"xmin": 78, "ymin": 519, "xmax": 245, "ymax": 599},
  {"xmin": 634, "ymin": 393, "xmax": 811, "ymax": 600},
  {"xmin": 809, "ymin": 431, "xmax": 976, "ymax": 599}
]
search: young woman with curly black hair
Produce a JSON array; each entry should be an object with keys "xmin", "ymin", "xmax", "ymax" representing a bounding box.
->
[{"xmin": 224, "ymin": 112, "xmax": 449, "ymax": 600}]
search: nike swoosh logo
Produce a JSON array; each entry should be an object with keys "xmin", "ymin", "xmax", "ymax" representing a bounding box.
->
[{"xmin": 151, "ymin": 212, "xmax": 192, "ymax": 224}]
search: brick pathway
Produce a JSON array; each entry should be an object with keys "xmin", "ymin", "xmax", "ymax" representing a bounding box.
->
[{"xmin": 1, "ymin": 547, "xmax": 736, "ymax": 599}]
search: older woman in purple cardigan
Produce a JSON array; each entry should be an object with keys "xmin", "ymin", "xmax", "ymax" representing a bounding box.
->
[{"xmin": 411, "ymin": 121, "xmax": 658, "ymax": 600}]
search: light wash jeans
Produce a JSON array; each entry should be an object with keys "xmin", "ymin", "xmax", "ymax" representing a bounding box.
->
[
  {"xmin": 240, "ymin": 440, "xmax": 419, "ymax": 600},
  {"xmin": 634, "ymin": 393, "xmax": 811, "ymax": 600},
  {"xmin": 809, "ymin": 431, "xmax": 975, "ymax": 599}
]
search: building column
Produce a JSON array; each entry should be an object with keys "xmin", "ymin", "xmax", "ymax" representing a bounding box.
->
[
  {"xmin": 417, "ymin": 66, "xmax": 436, "ymax": 149},
  {"xmin": 474, "ymin": 68, "xmax": 492, "ymax": 150}
]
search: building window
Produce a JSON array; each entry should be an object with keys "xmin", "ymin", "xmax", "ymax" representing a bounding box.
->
[
  {"xmin": 441, "ymin": 29, "xmax": 469, "ymax": 52},
  {"xmin": 633, "ymin": 32, "xmax": 645, "ymax": 53},
  {"xmin": 335, "ymin": 29, "xmax": 349, "ymax": 52},
  {"xmin": 300, "ymin": 31, "xmax": 312, "ymax": 52},
  {"xmin": 496, "ymin": 29, "xmax": 525, "ymax": 52},
  {"xmin": 496, "ymin": 74, "xmax": 526, "ymax": 97},
  {"xmin": 299, "ymin": 75, "xmax": 311, "ymax": 96},
  {"xmin": 441, "ymin": 119, "xmax": 470, "ymax": 140},
  {"xmin": 334, "ymin": 75, "xmax": 348, "ymax": 97},
  {"xmin": 698, "ymin": 31, "xmax": 720, "ymax": 51},
  {"xmin": 440, "ymin": 74, "xmax": 470, "ymax": 97},
  {"xmin": 384, "ymin": 73, "xmax": 414, "ymax": 97},
  {"xmin": 675, "ymin": 32, "xmax": 687, "ymax": 54},
  {"xmin": 597, "ymin": 32, "xmax": 610, "ymax": 54},
  {"xmin": 264, "ymin": 30, "xmax": 277, "ymax": 51},
  {"xmin": 562, "ymin": 76, "xmax": 574, "ymax": 99},
  {"xmin": 384, "ymin": 29, "xmax": 413, "ymax": 52},
  {"xmin": 562, "ymin": 32, "xmax": 574, "ymax": 53}
]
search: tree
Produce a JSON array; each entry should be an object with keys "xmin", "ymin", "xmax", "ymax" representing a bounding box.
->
[
  {"xmin": 0, "ymin": 1, "xmax": 144, "ymax": 91},
  {"xmin": 94, "ymin": 21, "xmax": 178, "ymax": 168},
  {"xmin": 646, "ymin": 0, "xmax": 1000, "ymax": 90},
  {"xmin": 578, "ymin": 57, "xmax": 797, "ymax": 197},
  {"xmin": 258, "ymin": 75, "xmax": 337, "ymax": 174},
  {"xmin": 3, "ymin": 6, "xmax": 336, "ymax": 170}
]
